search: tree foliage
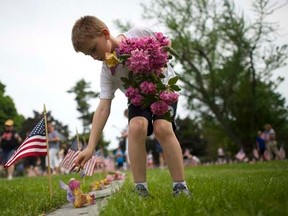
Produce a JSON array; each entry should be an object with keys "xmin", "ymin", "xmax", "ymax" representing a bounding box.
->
[
  {"xmin": 67, "ymin": 79, "xmax": 110, "ymax": 151},
  {"xmin": 0, "ymin": 81, "xmax": 24, "ymax": 132},
  {"xmin": 0, "ymin": 81, "xmax": 69, "ymax": 141},
  {"xmin": 141, "ymin": 0, "xmax": 288, "ymax": 153},
  {"xmin": 19, "ymin": 110, "xmax": 69, "ymax": 141},
  {"xmin": 175, "ymin": 116, "xmax": 207, "ymax": 157},
  {"xmin": 67, "ymin": 79, "xmax": 99, "ymax": 134}
]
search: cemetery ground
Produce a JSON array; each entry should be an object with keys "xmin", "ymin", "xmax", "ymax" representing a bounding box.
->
[{"xmin": 0, "ymin": 160, "xmax": 287, "ymax": 216}]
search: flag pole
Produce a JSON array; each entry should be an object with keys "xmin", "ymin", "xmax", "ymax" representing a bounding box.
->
[
  {"xmin": 76, "ymin": 128, "xmax": 86, "ymax": 187},
  {"xmin": 76, "ymin": 128, "xmax": 80, "ymax": 151},
  {"xmin": 44, "ymin": 104, "xmax": 53, "ymax": 199}
]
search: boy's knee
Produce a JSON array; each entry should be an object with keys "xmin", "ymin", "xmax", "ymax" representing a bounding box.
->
[
  {"xmin": 153, "ymin": 121, "xmax": 173, "ymax": 139},
  {"xmin": 129, "ymin": 117, "xmax": 148, "ymax": 135}
]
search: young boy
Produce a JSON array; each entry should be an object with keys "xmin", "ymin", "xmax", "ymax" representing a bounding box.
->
[{"xmin": 72, "ymin": 15, "xmax": 191, "ymax": 197}]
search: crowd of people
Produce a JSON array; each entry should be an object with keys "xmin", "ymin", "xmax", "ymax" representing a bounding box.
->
[
  {"xmin": 216, "ymin": 123, "xmax": 286, "ymax": 165},
  {"xmin": 0, "ymin": 114, "xmax": 167, "ymax": 179},
  {"xmin": 0, "ymin": 116, "xmax": 196, "ymax": 180},
  {"xmin": 0, "ymin": 120, "xmax": 67, "ymax": 179},
  {"xmin": 254, "ymin": 123, "xmax": 285, "ymax": 161},
  {"xmin": 0, "ymin": 118, "xmax": 130, "ymax": 179},
  {"xmin": 0, "ymin": 118, "xmax": 286, "ymax": 180}
]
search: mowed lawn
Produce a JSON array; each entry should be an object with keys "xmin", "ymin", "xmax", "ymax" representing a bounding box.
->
[
  {"xmin": 101, "ymin": 160, "xmax": 288, "ymax": 216},
  {"xmin": 0, "ymin": 160, "xmax": 287, "ymax": 216}
]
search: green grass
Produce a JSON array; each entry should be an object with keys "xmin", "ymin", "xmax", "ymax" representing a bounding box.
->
[
  {"xmin": 0, "ymin": 172, "xmax": 106, "ymax": 216},
  {"xmin": 101, "ymin": 161, "xmax": 288, "ymax": 216},
  {"xmin": 0, "ymin": 161, "xmax": 287, "ymax": 216}
]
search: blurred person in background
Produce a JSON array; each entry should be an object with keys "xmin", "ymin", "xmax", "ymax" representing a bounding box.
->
[
  {"xmin": 0, "ymin": 119, "xmax": 22, "ymax": 180},
  {"xmin": 264, "ymin": 124, "xmax": 281, "ymax": 160},
  {"xmin": 255, "ymin": 130, "xmax": 266, "ymax": 161},
  {"xmin": 47, "ymin": 122, "xmax": 61, "ymax": 174}
]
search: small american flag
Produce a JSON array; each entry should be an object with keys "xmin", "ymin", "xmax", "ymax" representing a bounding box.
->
[
  {"xmin": 83, "ymin": 155, "xmax": 104, "ymax": 176},
  {"xmin": 4, "ymin": 118, "xmax": 47, "ymax": 168},
  {"xmin": 60, "ymin": 148, "xmax": 104, "ymax": 176},
  {"xmin": 59, "ymin": 148, "xmax": 79, "ymax": 170},
  {"xmin": 235, "ymin": 149, "xmax": 246, "ymax": 161}
]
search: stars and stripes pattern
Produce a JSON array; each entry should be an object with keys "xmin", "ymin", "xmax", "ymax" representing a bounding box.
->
[
  {"xmin": 59, "ymin": 149, "xmax": 80, "ymax": 170},
  {"xmin": 83, "ymin": 155, "xmax": 104, "ymax": 176},
  {"xmin": 59, "ymin": 143, "xmax": 104, "ymax": 176},
  {"xmin": 4, "ymin": 118, "xmax": 47, "ymax": 168}
]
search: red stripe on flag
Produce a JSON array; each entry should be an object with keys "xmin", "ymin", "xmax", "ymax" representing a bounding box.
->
[
  {"xmin": 4, "ymin": 140, "xmax": 47, "ymax": 167},
  {"xmin": 16, "ymin": 140, "xmax": 46, "ymax": 152},
  {"xmin": 60, "ymin": 149, "xmax": 75, "ymax": 169},
  {"xmin": 67, "ymin": 151, "xmax": 80, "ymax": 171},
  {"xmin": 83, "ymin": 156, "xmax": 103, "ymax": 176},
  {"xmin": 4, "ymin": 118, "xmax": 47, "ymax": 168},
  {"xmin": 59, "ymin": 149, "xmax": 79, "ymax": 171}
]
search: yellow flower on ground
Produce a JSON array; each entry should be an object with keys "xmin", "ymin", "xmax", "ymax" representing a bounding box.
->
[{"xmin": 105, "ymin": 51, "xmax": 120, "ymax": 68}]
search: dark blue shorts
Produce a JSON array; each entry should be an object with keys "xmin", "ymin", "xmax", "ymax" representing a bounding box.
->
[
  {"xmin": 1, "ymin": 150, "xmax": 15, "ymax": 164},
  {"xmin": 128, "ymin": 102, "xmax": 177, "ymax": 136}
]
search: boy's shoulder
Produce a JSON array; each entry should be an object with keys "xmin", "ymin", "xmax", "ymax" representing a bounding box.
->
[{"xmin": 123, "ymin": 26, "xmax": 154, "ymax": 38}]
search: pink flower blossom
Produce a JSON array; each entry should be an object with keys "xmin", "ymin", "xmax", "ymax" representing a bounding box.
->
[
  {"xmin": 118, "ymin": 35, "xmax": 169, "ymax": 75},
  {"xmin": 125, "ymin": 86, "xmax": 140, "ymax": 99},
  {"xmin": 131, "ymin": 94, "xmax": 144, "ymax": 106},
  {"xmin": 140, "ymin": 81, "xmax": 156, "ymax": 94},
  {"xmin": 105, "ymin": 174, "xmax": 115, "ymax": 183},
  {"xmin": 155, "ymin": 32, "xmax": 170, "ymax": 46},
  {"xmin": 127, "ymin": 49, "xmax": 151, "ymax": 74},
  {"xmin": 117, "ymin": 32, "xmax": 180, "ymax": 118},
  {"xmin": 149, "ymin": 49, "xmax": 169, "ymax": 70},
  {"xmin": 68, "ymin": 178, "xmax": 81, "ymax": 191},
  {"xmin": 150, "ymin": 101, "xmax": 169, "ymax": 116},
  {"xmin": 159, "ymin": 91, "xmax": 179, "ymax": 105}
]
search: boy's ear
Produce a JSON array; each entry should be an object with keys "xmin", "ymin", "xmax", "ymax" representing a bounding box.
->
[{"xmin": 102, "ymin": 28, "xmax": 110, "ymax": 38}]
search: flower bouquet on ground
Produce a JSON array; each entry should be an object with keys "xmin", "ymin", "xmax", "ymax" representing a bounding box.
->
[
  {"xmin": 90, "ymin": 171, "xmax": 126, "ymax": 191},
  {"xmin": 60, "ymin": 178, "xmax": 95, "ymax": 208},
  {"xmin": 90, "ymin": 178, "xmax": 110, "ymax": 191},
  {"xmin": 105, "ymin": 32, "xmax": 180, "ymax": 120}
]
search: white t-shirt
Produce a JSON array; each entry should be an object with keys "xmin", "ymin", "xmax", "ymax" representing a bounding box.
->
[{"xmin": 99, "ymin": 27, "xmax": 176, "ymax": 99}]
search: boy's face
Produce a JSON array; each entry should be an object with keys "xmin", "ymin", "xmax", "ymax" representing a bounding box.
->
[{"xmin": 80, "ymin": 30, "xmax": 112, "ymax": 61}]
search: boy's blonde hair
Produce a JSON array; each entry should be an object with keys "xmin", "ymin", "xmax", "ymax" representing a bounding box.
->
[{"xmin": 71, "ymin": 16, "xmax": 108, "ymax": 52}]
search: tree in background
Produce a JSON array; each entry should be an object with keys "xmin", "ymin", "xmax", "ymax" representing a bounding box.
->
[
  {"xmin": 67, "ymin": 79, "xmax": 109, "ymax": 151},
  {"xmin": 175, "ymin": 116, "xmax": 207, "ymax": 158},
  {"xmin": 19, "ymin": 110, "xmax": 69, "ymax": 141},
  {"xmin": 0, "ymin": 80, "xmax": 69, "ymax": 143},
  {"xmin": 140, "ymin": 0, "xmax": 288, "ymax": 155},
  {"xmin": 67, "ymin": 79, "xmax": 99, "ymax": 135},
  {"xmin": 0, "ymin": 81, "xmax": 24, "ymax": 132}
]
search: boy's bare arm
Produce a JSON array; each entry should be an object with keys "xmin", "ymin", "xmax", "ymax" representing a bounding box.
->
[
  {"xmin": 88, "ymin": 98, "xmax": 112, "ymax": 149},
  {"xmin": 75, "ymin": 98, "xmax": 112, "ymax": 167}
]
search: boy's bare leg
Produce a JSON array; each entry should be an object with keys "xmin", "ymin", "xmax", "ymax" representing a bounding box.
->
[
  {"xmin": 128, "ymin": 117, "xmax": 149, "ymax": 183},
  {"xmin": 154, "ymin": 119, "xmax": 184, "ymax": 182},
  {"xmin": 7, "ymin": 165, "xmax": 15, "ymax": 179}
]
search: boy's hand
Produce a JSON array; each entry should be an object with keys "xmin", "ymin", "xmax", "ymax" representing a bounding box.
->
[{"xmin": 75, "ymin": 147, "xmax": 94, "ymax": 168}]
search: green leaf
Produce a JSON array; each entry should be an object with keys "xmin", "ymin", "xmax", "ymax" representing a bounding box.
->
[
  {"xmin": 118, "ymin": 54, "xmax": 131, "ymax": 61},
  {"xmin": 159, "ymin": 73, "xmax": 165, "ymax": 79},
  {"xmin": 156, "ymin": 82, "xmax": 166, "ymax": 91},
  {"xmin": 150, "ymin": 72, "xmax": 159, "ymax": 82},
  {"xmin": 164, "ymin": 46, "xmax": 179, "ymax": 58},
  {"xmin": 168, "ymin": 76, "xmax": 179, "ymax": 85},
  {"xmin": 171, "ymin": 85, "xmax": 181, "ymax": 91}
]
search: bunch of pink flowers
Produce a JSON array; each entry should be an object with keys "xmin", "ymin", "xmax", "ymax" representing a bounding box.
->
[
  {"xmin": 107, "ymin": 33, "xmax": 181, "ymax": 117},
  {"xmin": 118, "ymin": 33, "xmax": 170, "ymax": 75}
]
